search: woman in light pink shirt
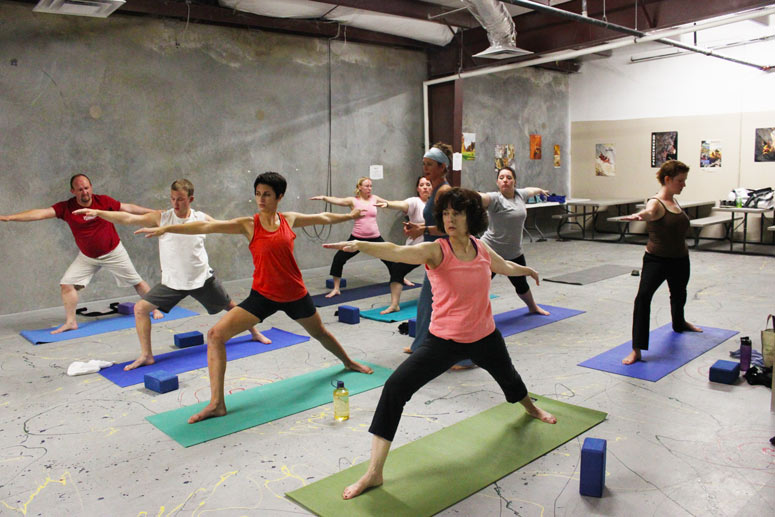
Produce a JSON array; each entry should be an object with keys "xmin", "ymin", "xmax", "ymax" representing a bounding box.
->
[
  {"xmin": 325, "ymin": 187, "xmax": 557, "ymax": 500},
  {"xmin": 311, "ymin": 177, "xmax": 395, "ymax": 298}
]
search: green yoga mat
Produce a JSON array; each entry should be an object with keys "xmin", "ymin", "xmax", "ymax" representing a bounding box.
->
[
  {"xmin": 146, "ymin": 362, "xmax": 392, "ymax": 447},
  {"xmin": 286, "ymin": 395, "xmax": 607, "ymax": 516}
]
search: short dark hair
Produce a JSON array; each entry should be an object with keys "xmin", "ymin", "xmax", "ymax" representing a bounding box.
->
[
  {"xmin": 254, "ymin": 171, "xmax": 287, "ymax": 197},
  {"xmin": 70, "ymin": 174, "xmax": 91, "ymax": 189},
  {"xmin": 434, "ymin": 187, "xmax": 489, "ymax": 237},
  {"xmin": 496, "ymin": 166, "xmax": 516, "ymax": 180},
  {"xmin": 656, "ymin": 160, "xmax": 689, "ymax": 185},
  {"xmin": 416, "ymin": 175, "xmax": 429, "ymax": 188}
]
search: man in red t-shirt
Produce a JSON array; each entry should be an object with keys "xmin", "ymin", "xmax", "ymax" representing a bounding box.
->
[{"xmin": 0, "ymin": 174, "xmax": 162, "ymax": 333}]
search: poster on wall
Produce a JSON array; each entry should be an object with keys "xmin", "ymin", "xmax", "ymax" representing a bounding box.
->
[
  {"xmin": 553, "ymin": 144, "xmax": 561, "ymax": 168},
  {"xmin": 530, "ymin": 134, "xmax": 542, "ymax": 159},
  {"xmin": 754, "ymin": 127, "xmax": 775, "ymax": 162},
  {"xmin": 461, "ymin": 132, "xmax": 476, "ymax": 161},
  {"xmin": 700, "ymin": 140, "xmax": 722, "ymax": 169},
  {"xmin": 494, "ymin": 144, "xmax": 515, "ymax": 172},
  {"xmin": 651, "ymin": 131, "xmax": 678, "ymax": 168},
  {"xmin": 595, "ymin": 144, "xmax": 616, "ymax": 177}
]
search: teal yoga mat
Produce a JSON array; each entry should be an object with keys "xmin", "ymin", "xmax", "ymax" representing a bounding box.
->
[
  {"xmin": 361, "ymin": 295, "xmax": 497, "ymax": 323},
  {"xmin": 147, "ymin": 362, "xmax": 392, "ymax": 447},
  {"xmin": 286, "ymin": 395, "xmax": 607, "ymax": 516}
]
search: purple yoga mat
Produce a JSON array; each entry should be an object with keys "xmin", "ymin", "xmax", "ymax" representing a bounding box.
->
[
  {"xmin": 578, "ymin": 323, "xmax": 738, "ymax": 382},
  {"xmin": 494, "ymin": 305, "xmax": 585, "ymax": 337},
  {"xmin": 99, "ymin": 327, "xmax": 309, "ymax": 387}
]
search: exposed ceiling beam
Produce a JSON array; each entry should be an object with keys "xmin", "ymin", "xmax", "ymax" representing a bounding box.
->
[
  {"xmin": 304, "ymin": 0, "xmax": 480, "ymax": 29},
  {"xmin": 429, "ymin": 0, "xmax": 775, "ymax": 77}
]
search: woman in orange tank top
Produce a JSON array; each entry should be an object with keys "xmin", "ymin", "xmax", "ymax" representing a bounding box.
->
[
  {"xmin": 324, "ymin": 188, "xmax": 557, "ymax": 500},
  {"xmin": 619, "ymin": 160, "xmax": 703, "ymax": 365},
  {"xmin": 137, "ymin": 172, "xmax": 373, "ymax": 424}
]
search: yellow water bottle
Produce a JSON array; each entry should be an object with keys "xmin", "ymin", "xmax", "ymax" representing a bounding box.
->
[{"xmin": 333, "ymin": 380, "xmax": 349, "ymax": 421}]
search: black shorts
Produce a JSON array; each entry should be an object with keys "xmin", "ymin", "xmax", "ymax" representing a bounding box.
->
[{"xmin": 237, "ymin": 289, "xmax": 316, "ymax": 321}]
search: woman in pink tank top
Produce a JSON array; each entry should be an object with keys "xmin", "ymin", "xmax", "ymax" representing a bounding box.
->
[
  {"xmin": 311, "ymin": 177, "xmax": 396, "ymax": 298},
  {"xmin": 325, "ymin": 187, "xmax": 557, "ymax": 500}
]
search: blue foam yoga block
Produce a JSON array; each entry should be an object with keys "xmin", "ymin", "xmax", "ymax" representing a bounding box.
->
[
  {"xmin": 117, "ymin": 302, "xmax": 135, "ymax": 315},
  {"xmin": 580, "ymin": 437, "xmax": 606, "ymax": 497},
  {"xmin": 144, "ymin": 370, "xmax": 179, "ymax": 393},
  {"xmin": 709, "ymin": 359, "xmax": 739, "ymax": 384},
  {"xmin": 338, "ymin": 305, "xmax": 360, "ymax": 324},
  {"xmin": 326, "ymin": 278, "xmax": 346, "ymax": 289},
  {"xmin": 174, "ymin": 331, "xmax": 204, "ymax": 349},
  {"xmin": 408, "ymin": 317, "xmax": 416, "ymax": 338}
]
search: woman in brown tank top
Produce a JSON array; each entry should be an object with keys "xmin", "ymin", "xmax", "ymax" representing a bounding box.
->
[{"xmin": 620, "ymin": 160, "xmax": 703, "ymax": 365}]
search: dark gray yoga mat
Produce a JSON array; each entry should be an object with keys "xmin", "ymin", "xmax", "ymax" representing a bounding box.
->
[{"xmin": 545, "ymin": 264, "xmax": 636, "ymax": 285}]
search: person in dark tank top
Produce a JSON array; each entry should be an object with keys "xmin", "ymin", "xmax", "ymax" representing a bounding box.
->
[{"xmin": 619, "ymin": 160, "xmax": 703, "ymax": 365}]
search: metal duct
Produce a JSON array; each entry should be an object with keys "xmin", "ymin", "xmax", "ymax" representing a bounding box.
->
[{"xmin": 460, "ymin": 0, "xmax": 531, "ymax": 59}]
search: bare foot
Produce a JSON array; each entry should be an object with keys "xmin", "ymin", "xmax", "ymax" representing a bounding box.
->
[
  {"xmin": 450, "ymin": 363, "xmax": 477, "ymax": 371},
  {"xmin": 402, "ymin": 346, "xmax": 412, "ymax": 354},
  {"xmin": 524, "ymin": 405, "xmax": 557, "ymax": 424},
  {"xmin": 346, "ymin": 360, "xmax": 374, "ymax": 374},
  {"xmin": 622, "ymin": 349, "xmax": 641, "ymax": 365},
  {"xmin": 124, "ymin": 355, "xmax": 155, "ymax": 371},
  {"xmin": 403, "ymin": 279, "xmax": 415, "ymax": 287},
  {"xmin": 51, "ymin": 321, "xmax": 78, "ymax": 334},
  {"xmin": 675, "ymin": 322, "xmax": 702, "ymax": 333},
  {"xmin": 325, "ymin": 289, "xmax": 341, "ymax": 299},
  {"xmin": 188, "ymin": 403, "xmax": 227, "ymax": 424},
  {"xmin": 250, "ymin": 328, "xmax": 272, "ymax": 344},
  {"xmin": 379, "ymin": 305, "xmax": 400, "ymax": 315},
  {"xmin": 531, "ymin": 306, "xmax": 551, "ymax": 316},
  {"xmin": 151, "ymin": 309, "xmax": 164, "ymax": 320},
  {"xmin": 342, "ymin": 470, "xmax": 383, "ymax": 500}
]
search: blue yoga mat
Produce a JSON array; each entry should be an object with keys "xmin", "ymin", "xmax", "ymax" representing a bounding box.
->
[
  {"xmin": 99, "ymin": 327, "xmax": 309, "ymax": 387},
  {"xmin": 578, "ymin": 324, "xmax": 738, "ymax": 382},
  {"xmin": 494, "ymin": 304, "xmax": 584, "ymax": 337},
  {"xmin": 20, "ymin": 306, "xmax": 199, "ymax": 345},
  {"xmin": 312, "ymin": 282, "xmax": 420, "ymax": 308}
]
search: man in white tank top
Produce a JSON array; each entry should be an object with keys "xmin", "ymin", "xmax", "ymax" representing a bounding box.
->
[{"xmin": 74, "ymin": 179, "xmax": 268, "ymax": 371}]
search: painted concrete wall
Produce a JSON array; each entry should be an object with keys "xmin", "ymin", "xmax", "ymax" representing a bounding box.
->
[
  {"xmin": 0, "ymin": 3, "xmax": 426, "ymax": 315},
  {"xmin": 460, "ymin": 67, "xmax": 570, "ymax": 197}
]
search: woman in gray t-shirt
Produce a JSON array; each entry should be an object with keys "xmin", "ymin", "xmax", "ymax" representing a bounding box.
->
[{"xmin": 480, "ymin": 167, "xmax": 550, "ymax": 315}]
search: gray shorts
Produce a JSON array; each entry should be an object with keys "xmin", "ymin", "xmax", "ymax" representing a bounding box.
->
[{"xmin": 142, "ymin": 276, "xmax": 231, "ymax": 314}]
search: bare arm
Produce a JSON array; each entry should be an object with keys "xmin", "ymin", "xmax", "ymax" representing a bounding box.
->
[
  {"xmin": 621, "ymin": 198, "xmax": 663, "ymax": 222},
  {"xmin": 482, "ymin": 242, "xmax": 540, "ymax": 285},
  {"xmin": 522, "ymin": 187, "xmax": 550, "ymax": 199},
  {"xmin": 376, "ymin": 199, "xmax": 410, "ymax": 213},
  {"xmin": 135, "ymin": 217, "xmax": 253, "ymax": 240},
  {"xmin": 285, "ymin": 206, "xmax": 364, "ymax": 228},
  {"xmin": 0, "ymin": 207, "xmax": 56, "ymax": 222},
  {"xmin": 308, "ymin": 195, "xmax": 354, "ymax": 208},
  {"xmin": 323, "ymin": 240, "xmax": 442, "ymax": 267},
  {"xmin": 119, "ymin": 202, "xmax": 157, "ymax": 215},
  {"xmin": 73, "ymin": 208, "xmax": 160, "ymax": 227}
]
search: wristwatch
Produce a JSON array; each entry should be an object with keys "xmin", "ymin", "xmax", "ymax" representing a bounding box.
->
[{"xmin": 423, "ymin": 227, "xmax": 430, "ymax": 237}]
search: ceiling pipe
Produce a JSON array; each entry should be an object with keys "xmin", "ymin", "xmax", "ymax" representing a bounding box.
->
[
  {"xmin": 460, "ymin": 0, "xmax": 531, "ymax": 58},
  {"xmin": 423, "ymin": 3, "xmax": 775, "ymax": 149},
  {"xmin": 500, "ymin": 0, "xmax": 770, "ymax": 70}
]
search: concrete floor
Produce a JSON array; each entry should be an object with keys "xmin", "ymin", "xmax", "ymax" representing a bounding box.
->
[{"xmin": 0, "ymin": 239, "xmax": 773, "ymax": 516}]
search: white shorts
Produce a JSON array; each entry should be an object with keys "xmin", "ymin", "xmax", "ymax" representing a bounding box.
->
[{"xmin": 60, "ymin": 242, "xmax": 144, "ymax": 288}]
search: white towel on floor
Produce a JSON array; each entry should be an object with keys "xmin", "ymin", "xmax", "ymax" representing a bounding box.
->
[{"xmin": 67, "ymin": 359, "xmax": 114, "ymax": 376}]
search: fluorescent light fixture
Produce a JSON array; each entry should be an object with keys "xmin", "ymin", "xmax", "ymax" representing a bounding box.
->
[{"xmin": 33, "ymin": 0, "xmax": 125, "ymax": 18}]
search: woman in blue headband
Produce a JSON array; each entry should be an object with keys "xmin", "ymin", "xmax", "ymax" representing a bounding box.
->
[{"xmin": 402, "ymin": 143, "xmax": 453, "ymax": 356}]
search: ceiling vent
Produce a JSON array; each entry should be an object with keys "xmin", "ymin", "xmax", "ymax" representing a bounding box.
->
[{"xmin": 33, "ymin": 0, "xmax": 125, "ymax": 18}]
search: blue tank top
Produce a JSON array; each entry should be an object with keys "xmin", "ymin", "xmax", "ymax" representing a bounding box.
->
[{"xmin": 423, "ymin": 181, "xmax": 449, "ymax": 242}]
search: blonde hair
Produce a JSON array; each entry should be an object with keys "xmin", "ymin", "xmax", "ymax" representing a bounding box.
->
[
  {"xmin": 171, "ymin": 178, "xmax": 194, "ymax": 196},
  {"xmin": 354, "ymin": 177, "xmax": 371, "ymax": 198}
]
